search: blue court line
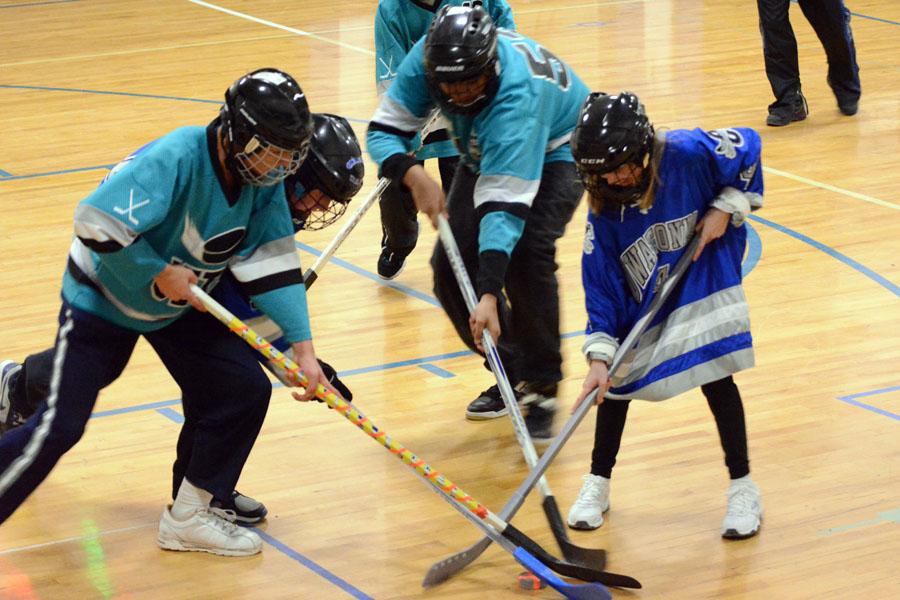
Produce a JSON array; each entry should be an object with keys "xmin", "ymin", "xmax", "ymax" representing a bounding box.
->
[
  {"xmin": 852, "ymin": 12, "xmax": 900, "ymax": 26},
  {"xmin": 743, "ymin": 222, "xmax": 761, "ymax": 277},
  {"xmin": 0, "ymin": 85, "xmax": 369, "ymax": 126},
  {"xmin": 156, "ymin": 407, "xmax": 185, "ymax": 424},
  {"xmin": 836, "ymin": 386, "xmax": 900, "ymax": 421},
  {"xmin": 418, "ymin": 363, "xmax": 456, "ymax": 378},
  {"xmin": 0, "ymin": 0, "xmax": 77, "ymax": 7},
  {"xmin": 747, "ymin": 215, "xmax": 900, "ymax": 297},
  {"xmin": 151, "ymin": 404, "xmax": 373, "ymax": 598},
  {"xmin": 0, "ymin": 168, "xmax": 12, "ymax": 177},
  {"xmin": 90, "ymin": 398, "xmax": 179, "ymax": 419},
  {"xmin": 255, "ymin": 530, "xmax": 374, "ymax": 600},
  {"xmin": 0, "ymin": 164, "xmax": 114, "ymax": 181},
  {"xmin": 312, "ymin": 349, "xmax": 472, "ymax": 379},
  {"xmin": 818, "ymin": 508, "xmax": 900, "ymax": 536},
  {"xmin": 295, "ymin": 241, "xmax": 441, "ymax": 307},
  {"xmin": 0, "ymin": 84, "xmax": 221, "ymax": 105}
]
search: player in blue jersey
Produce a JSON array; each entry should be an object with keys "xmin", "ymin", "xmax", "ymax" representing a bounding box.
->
[
  {"xmin": 0, "ymin": 69, "xmax": 348, "ymax": 556},
  {"xmin": 367, "ymin": 5, "xmax": 589, "ymax": 446},
  {"xmin": 374, "ymin": 0, "xmax": 516, "ymax": 279},
  {"xmin": 564, "ymin": 92, "xmax": 764, "ymax": 540},
  {"xmin": 0, "ymin": 112, "xmax": 362, "ymax": 527}
]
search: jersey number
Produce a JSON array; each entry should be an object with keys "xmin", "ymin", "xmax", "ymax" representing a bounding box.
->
[{"xmin": 510, "ymin": 41, "xmax": 570, "ymax": 90}]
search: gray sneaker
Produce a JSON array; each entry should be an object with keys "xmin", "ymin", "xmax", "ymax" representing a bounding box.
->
[{"xmin": 158, "ymin": 506, "xmax": 262, "ymax": 556}]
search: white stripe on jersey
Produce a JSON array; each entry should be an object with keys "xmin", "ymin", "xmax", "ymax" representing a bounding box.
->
[{"xmin": 473, "ymin": 174, "xmax": 540, "ymax": 209}]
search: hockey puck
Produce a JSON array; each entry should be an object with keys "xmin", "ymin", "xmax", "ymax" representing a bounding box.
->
[{"xmin": 516, "ymin": 570, "xmax": 547, "ymax": 590}]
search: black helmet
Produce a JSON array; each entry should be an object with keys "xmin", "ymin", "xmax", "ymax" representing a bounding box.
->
[
  {"xmin": 287, "ymin": 114, "xmax": 364, "ymax": 231},
  {"xmin": 424, "ymin": 5, "xmax": 500, "ymax": 116},
  {"xmin": 571, "ymin": 91, "xmax": 655, "ymax": 206},
  {"xmin": 220, "ymin": 68, "xmax": 313, "ymax": 186}
]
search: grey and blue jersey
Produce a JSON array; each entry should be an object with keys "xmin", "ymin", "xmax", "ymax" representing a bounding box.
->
[
  {"xmin": 374, "ymin": 0, "xmax": 516, "ymax": 160},
  {"xmin": 368, "ymin": 29, "xmax": 590, "ymax": 294},
  {"xmin": 65, "ymin": 124, "xmax": 312, "ymax": 342},
  {"xmin": 582, "ymin": 127, "xmax": 764, "ymax": 401}
]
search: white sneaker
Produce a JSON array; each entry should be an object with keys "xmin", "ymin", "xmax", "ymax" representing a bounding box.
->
[
  {"xmin": 158, "ymin": 506, "xmax": 262, "ymax": 556},
  {"xmin": 721, "ymin": 478, "xmax": 763, "ymax": 539},
  {"xmin": 567, "ymin": 474, "xmax": 610, "ymax": 530},
  {"xmin": 1, "ymin": 360, "xmax": 23, "ymax": 430}
]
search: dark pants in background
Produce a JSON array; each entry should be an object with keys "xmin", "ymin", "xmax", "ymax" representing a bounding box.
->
[
  {"xmin": 431, "ymin": 161, "xmax": 583, "ymax": 387},
  {"xmin": 379, "ymin": 156, "xmax": 459, "ymax": 257},
  {"xmin": 757, "ymin": 0, "xmax": 860, "ymax": 110}
]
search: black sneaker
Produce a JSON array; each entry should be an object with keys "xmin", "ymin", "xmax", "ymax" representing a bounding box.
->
[
  {"xmin": 209, "ymin": 490, "xmax": 268, "ymax": 525},
  {"xmin": 827, "ymin": 76, "xmax": 859, "ymax": 116},
  {"xmin": 520, "ymin": 382, "xmax": 558, "ymax": 449},
  {"xmin": 766, "ymin": 91, "xmax": 808, "ymax": 127},
  {"xmin": 465, "ymin": 384, "xmax": 524, "ymax": 420},
  {"xmin": 377, "ymin": 247, "xmax": 407, "ymax": 280}
]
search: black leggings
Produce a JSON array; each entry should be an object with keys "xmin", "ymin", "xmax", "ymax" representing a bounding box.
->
[{"xmin": 590, "ymin": 376, "xmax": 750, "ymax": 480}]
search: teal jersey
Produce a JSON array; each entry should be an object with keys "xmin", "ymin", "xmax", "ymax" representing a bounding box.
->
[
  {"xmin": 65, "ymin": 125, "xmax": 312, "ymax": 342},
  {"xmin": 374, "ymin": 0, "xmax": 516, "ymax": 160},
  {"xmin": 368, "ymin": 29, "xmax": 590, "ymax": 258}
]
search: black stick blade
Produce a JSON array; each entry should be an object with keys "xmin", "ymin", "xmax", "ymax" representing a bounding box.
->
[{"xmin": 542, "ymin": 495, "xmax": 607, "ymax": 570}]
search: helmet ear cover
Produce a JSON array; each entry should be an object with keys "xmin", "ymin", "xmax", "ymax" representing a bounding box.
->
[
  {"xmin": 571, "ymin": 91, "xmax": 655, "ymax": 206},
  {"xmin": 220, "ymin": 68, "xmax": 313, "ymax": 186},
  {"xmin": 424, "ymin": 5, "xmax": 500, "ymax": 116}
]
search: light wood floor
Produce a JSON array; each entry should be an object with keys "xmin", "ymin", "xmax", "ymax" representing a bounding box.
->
[{"xmin": 1, "ymin": 1, "xmax": 898, "ymax": 599}]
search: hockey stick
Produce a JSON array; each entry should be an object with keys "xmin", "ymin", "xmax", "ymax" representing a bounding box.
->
[
  {"xmin": 190, "ymin": 284, "xmax": 630, "ymax": 594},
  {"xmin": 422, "ymin": 234, "xmax": 702, "ymax": 587},
  {"xmin": 435, "ymin": 215, "xmax": 605, "ymax": 569},
  {"xmin": 303, "ymin": 110, "xmax": 443, "ymax": 288}
]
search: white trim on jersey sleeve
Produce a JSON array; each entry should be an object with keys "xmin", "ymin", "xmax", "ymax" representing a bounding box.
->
[
  {"xmin": 372, "ymin": 95, "xmax": 430, "ymax": 133},
  {"xmin": 73, "ymin": 204, "xmax": 139, "ymax": 247},
  {"xmin": 229, "ymin": 237, "xmax": 301, "ymax": 283},
  {"xmin": 473, "ymin": 174, "xmax": 540, "ymax": 209}
]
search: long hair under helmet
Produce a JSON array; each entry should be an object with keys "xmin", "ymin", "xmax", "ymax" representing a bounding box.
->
[
  {"xmin": 570, "ymin": 91, "xmax": 655, "ymax": 207},
  {"xmin": 219, "ymin": 68, "xmax": 313, "ymax": 187}
]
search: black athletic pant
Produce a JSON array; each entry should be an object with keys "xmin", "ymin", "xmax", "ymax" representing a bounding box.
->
[
  {"xmin": 590, "ymin": 376, "xmax": 750, "ymax": 480},
  {"xmin": 379, "ymin": 156, "xmax": 459, "ymax": 256},
  {"xmin": 757, "ymin": 0, "xmax": 860, "ymax": 109},
  {"xmin": 430, "ymin": 161, "xmax": 583, "ymax": 386},
  {"xmin": 0, "ymin": 303, "xmax": 270, "ymax": 524}
]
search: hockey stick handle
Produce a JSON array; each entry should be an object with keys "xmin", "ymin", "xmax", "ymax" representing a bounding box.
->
[
  {"xmin": 302, "ymin": 109, "xmax": 443, "ymax": 289},
  {"xmin": 436, "ymin": 215, "xmax": 547, "ymax": 480},
  {"xmin": 190, "ymin": 284, "xmax": 491, "ymax": 520},
  {"xmin": 303, "ymin": 177, "xmax": 390, "ymax": 288}
]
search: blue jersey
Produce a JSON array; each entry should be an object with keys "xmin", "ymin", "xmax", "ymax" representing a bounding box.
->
[
  {"xmin": 582, "ymin": 127, "xmax": 764, "ymax": 401},
  {"xmin": 65, "ymin": 125, "xmax": 312, "ymax": 343},
  {"xmin": 368, "ymin": 29, "xmax": 590, "ymax": 260},
  {"xmin": 374, "ymin": 0, "xmax": 516, "ymax": 161}
]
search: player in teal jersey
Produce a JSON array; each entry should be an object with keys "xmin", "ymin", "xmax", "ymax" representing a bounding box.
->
[
  {"xmin": 373, "ymin": 0, "xmax": 515, "ymax": 279},
  {"xmin": 0, "ymin": 69, "xmax": 343, "ymax": 557},
  {"xmin": 367, "ymin": 5, "xmax": 590, "ymax": 446},
  {"xmin": 0, "ymin": 112, "xmax": 363, "ymax": 528}
]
